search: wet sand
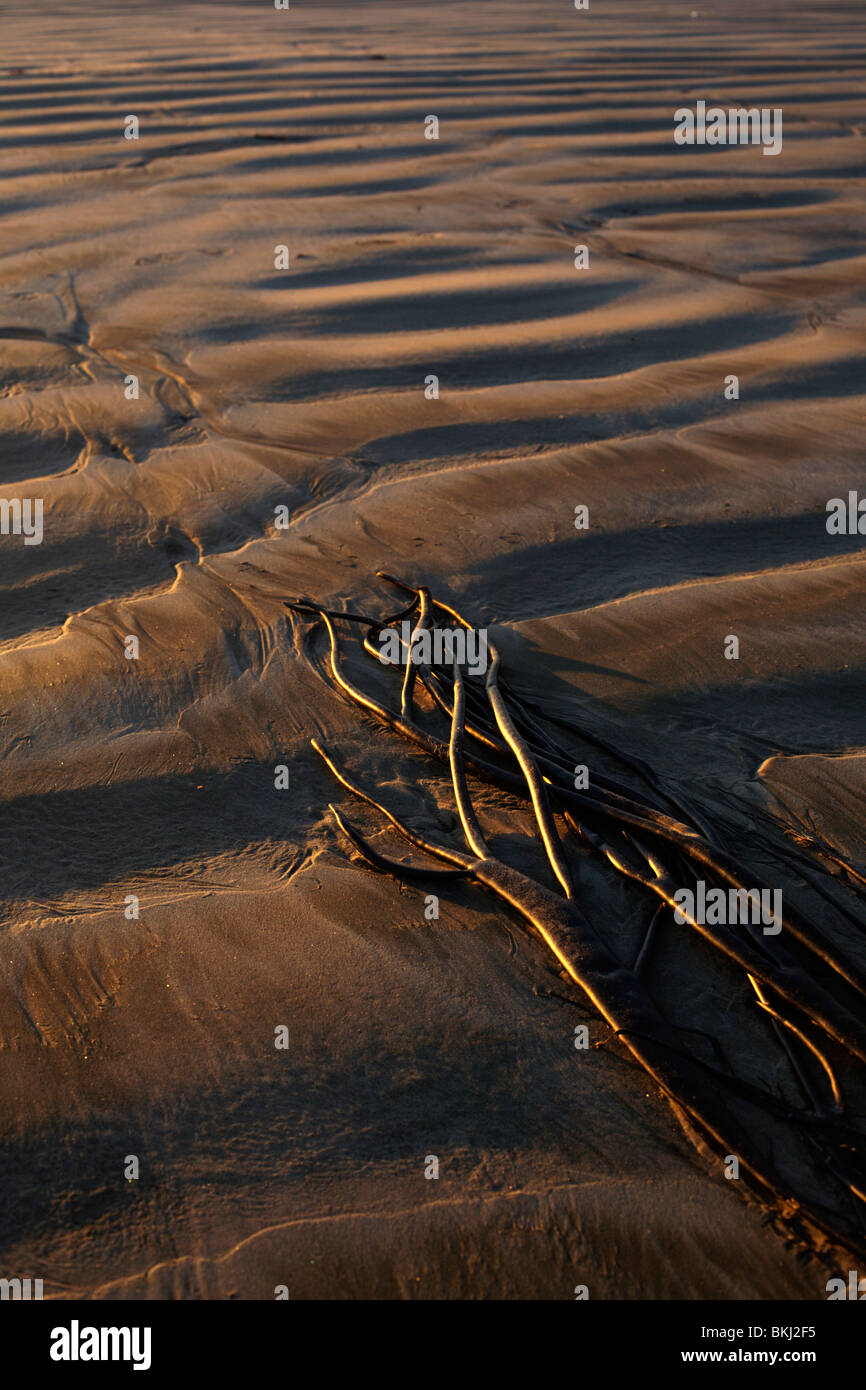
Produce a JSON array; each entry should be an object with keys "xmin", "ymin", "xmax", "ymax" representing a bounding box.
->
[{"xmin": 0, "ymin": 0, "xmax": 864, "ymax": 1298}]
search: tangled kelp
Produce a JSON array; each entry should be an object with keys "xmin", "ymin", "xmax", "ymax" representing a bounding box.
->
[{"xmin": 288, "ymin": 574, "xmax": 866, "ymax": 1262}]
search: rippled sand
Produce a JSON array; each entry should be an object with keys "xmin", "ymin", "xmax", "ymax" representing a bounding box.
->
[{"xmin": 0, "ymin": 0, "xmax": 864, "ymax": 1298}]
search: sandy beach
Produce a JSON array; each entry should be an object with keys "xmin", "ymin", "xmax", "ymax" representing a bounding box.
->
[{"xmin": 1, "ymin": 0, "xmax": 865, "ymax": 1299}]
